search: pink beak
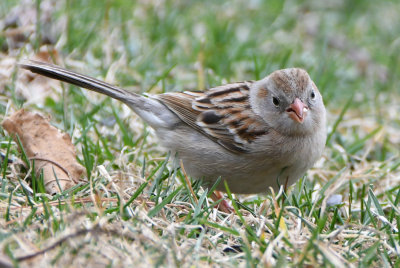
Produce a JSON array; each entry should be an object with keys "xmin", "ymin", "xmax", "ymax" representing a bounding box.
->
[{"xmin": 286, "ymin": 98, "xmax": 308, "ymax": 123}]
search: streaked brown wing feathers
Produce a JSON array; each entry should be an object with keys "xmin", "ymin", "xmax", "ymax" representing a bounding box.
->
[
  {"xmin": 157, "ymin": 81, "xmax": 269, "ymax": 153},
  {"xmin": 156, "ymin": 92, "xmax": 201, "ymax": 132}
]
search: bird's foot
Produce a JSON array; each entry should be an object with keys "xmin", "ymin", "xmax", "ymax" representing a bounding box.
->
[{"xmin": 211, "ymin": 191, "xmax": 234, "ymax": 213}]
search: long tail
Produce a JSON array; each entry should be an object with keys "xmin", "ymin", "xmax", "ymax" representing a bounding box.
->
[
  {"xmin": 19, "ymin": 60, "xmax": 179, "ymax": 129},
  {"xmin": 19, "ymin": 60, "xmax": 139, "ymax": 105}
]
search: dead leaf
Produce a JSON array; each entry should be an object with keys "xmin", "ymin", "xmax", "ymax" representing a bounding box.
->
[
  {"xmin": 2, "ymin": 0, "xmax": 58, "ymax": 50},
  {"xmin": 2, "ymin": 109, "xmax": 85, "ymax": 195},
  {"xmin": 16, "ymin": 49, "xmax": 62, "ymax": 104},
  {"xmin": 0, "ymin": 49, "xmax": 62, "ymax": 104}
]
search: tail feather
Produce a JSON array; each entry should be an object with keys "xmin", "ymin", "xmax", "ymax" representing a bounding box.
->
[
  {"xmin": 19, "ymin": 60, "xmax": 138, "ymax": 105},
  {"xmin": 19, "ymin": 60, "xmax": 179, "ymax": 129}
]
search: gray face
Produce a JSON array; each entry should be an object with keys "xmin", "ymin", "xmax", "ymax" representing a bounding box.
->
[{"xmin": 251, "ymin": 68, "xmax": 325, "ymax": 137}]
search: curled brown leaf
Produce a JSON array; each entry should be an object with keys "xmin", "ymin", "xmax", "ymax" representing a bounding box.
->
[{"xmin": 2, "ymin": 109, "xmax": 85, "ymax": 195}]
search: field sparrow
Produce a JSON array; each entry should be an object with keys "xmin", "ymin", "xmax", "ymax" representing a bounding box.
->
[{"xmin": 19, "ymin": 60, "xmax": 326, "ymax": 194}]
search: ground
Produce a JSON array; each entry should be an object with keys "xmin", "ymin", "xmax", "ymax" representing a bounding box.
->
[{"xmin": 0, "ymin": 0, "xmax": 400, "ymax": 267}]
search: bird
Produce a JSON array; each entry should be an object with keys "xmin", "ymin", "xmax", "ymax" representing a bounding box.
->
[{"xmin": 19, "ymin": 60, "xmax": 326, "ymax": 194}]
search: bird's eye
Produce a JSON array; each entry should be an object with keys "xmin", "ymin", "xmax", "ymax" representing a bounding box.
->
[
  {"xmin": 310, "ymin": 90, "xmax": 316, "ymax": 100},
  {"xmin": 272, "ymin": 97, "xmax": 280, "ymax": 106}
]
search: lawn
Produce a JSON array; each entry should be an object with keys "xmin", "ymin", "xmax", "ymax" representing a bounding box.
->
[{"xmin": 1, "ymin": 0, "xmax": 400, "ymax": 267}]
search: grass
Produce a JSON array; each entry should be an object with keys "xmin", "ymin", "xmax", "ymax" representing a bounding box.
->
[{"xmin": 1, "ymin": 0, "xmax": 400, "ymax": 266}]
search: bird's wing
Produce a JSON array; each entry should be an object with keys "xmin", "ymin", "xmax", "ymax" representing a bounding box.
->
[{"xmin": 156, "ymin": 81, "xmax": 269, "ymax": 153}]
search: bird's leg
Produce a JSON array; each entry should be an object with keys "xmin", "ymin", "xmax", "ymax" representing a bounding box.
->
[
  {"xmin": 281, "ymin": 176, "xmax": 290, "ymax": 205},
  {"xmin": 284, "ymin": 176, "xmax": 289, "ymax": 192},
  {"xmin": 179, "ymin": 160, "xmax": 233, "ymax": 213},
  {"xmin": 210, "ymin": 191, "xmax": 234, "ymax": 213}
]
